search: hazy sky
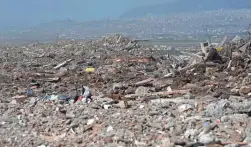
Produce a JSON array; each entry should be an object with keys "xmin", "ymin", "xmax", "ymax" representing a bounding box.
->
[{"xmin": 0, "ymin": 0, "xmax": 173, "ymax": 27}]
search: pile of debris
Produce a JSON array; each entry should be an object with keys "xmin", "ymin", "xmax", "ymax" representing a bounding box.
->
[{"xmin": 1, "ymin": 34, "xmax": 251, "ymax": 147}]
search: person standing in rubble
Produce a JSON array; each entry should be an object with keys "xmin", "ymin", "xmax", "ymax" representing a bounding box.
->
[
  {"xmin": 82, "ymin": 86, "xmax": 92, "ymax": 103},
  {"xmin": 202, "ymin": 46, "xmax": 223, "ymax": 64}
]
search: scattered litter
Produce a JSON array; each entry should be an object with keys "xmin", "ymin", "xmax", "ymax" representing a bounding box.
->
[
  {"xmin": 106, "ymin": 126, "xmax": 113, "ymax": 133},
  {"xmin": 44, "ymin": 95, "xmax": 71, "ymax": 101},
  {"xmin": 178, "ymin": 104, "xmax": 194, "ymax": 112},
  {"xmin": 87, "ymin": 119, "xmax": 95, "ymax": 125},
  {"xmin": 85, "ymin": 67, "xmax": 95, "ymax": 73},
  {"xmin": 53, "ymin": 59, "xmax": 72, "ymax": 70}
]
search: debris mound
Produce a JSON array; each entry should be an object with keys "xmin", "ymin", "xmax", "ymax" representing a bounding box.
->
[{"xmin": 1, "ymin": 34, "xmax": 251, "ymax": 147}]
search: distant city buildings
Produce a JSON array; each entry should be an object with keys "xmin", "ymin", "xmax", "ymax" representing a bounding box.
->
[{"xmin": 0, "ymin": 9, "xmax": 251, "ymax": 43}]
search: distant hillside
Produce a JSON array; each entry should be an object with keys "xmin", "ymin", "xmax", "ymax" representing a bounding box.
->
[
  {"xmin": 1, "ymin": 9, "xmax": 251, "ymax": 43},
  {"xmin": 120, "ymin": 0, "xmax": 251, "ymax": 18}
]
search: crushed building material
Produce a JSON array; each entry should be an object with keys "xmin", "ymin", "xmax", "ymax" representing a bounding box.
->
[{"xmin": 1, "ymin": 34, "xmax": 251, "ymax": 146}]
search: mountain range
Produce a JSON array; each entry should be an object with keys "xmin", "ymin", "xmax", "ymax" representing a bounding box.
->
[{"xmin": 120, "ymin": 0, "xmax": 251, "ymax": 18}]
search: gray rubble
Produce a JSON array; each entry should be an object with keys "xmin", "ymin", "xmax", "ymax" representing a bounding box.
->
[{"xmin": 0, "ymin": 34, "xmax": 251, "ymax": 147}]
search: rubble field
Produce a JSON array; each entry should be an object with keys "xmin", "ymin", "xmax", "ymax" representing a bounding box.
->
[{"xmin": 1, "ymin": 34, "xmax": 251, "ymax": 147}]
